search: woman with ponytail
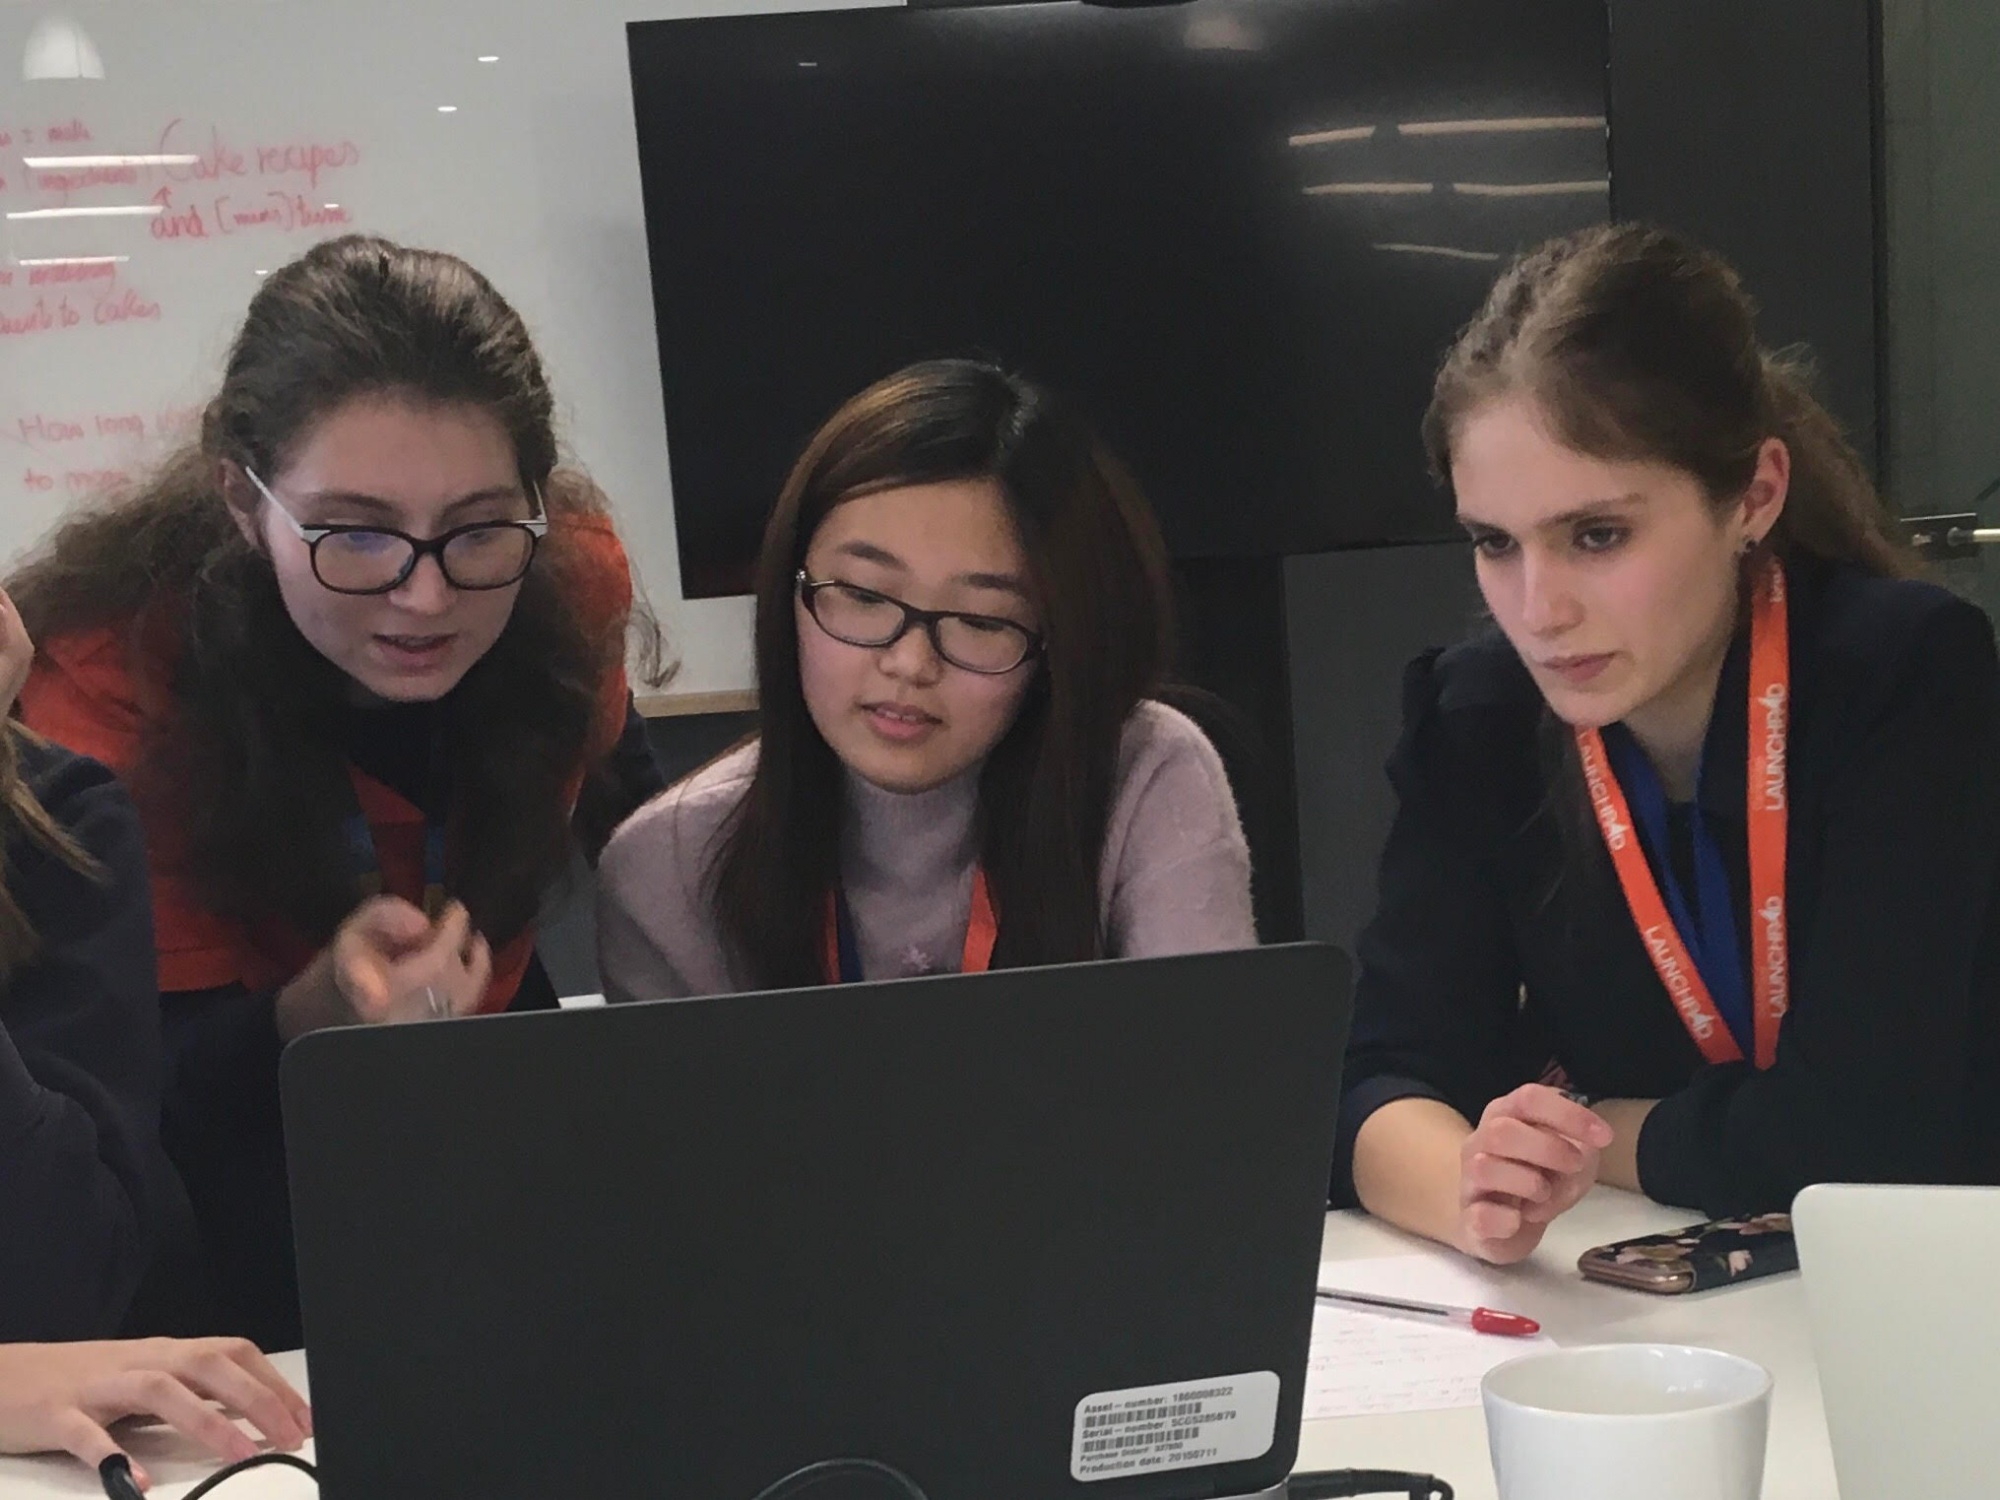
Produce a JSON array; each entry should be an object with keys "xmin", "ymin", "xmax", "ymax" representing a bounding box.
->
[{"xmin": 1336, "ymin": 224, "xmax": 2000, "ymax": 1262}]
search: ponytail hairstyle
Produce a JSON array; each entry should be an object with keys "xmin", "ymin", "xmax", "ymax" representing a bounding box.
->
[
  {"xmin": 9, "ymin": 235, "xmax": 662, "ymax": 949},
  {"xmin": 709, "ymin": 358, "xmax": 1177, "ymax": 988},
  {"xmin": 1422, "ymin": 222, "xmax": 1912, "ymax": 579},
  {"xmin": 1419, "ymin": 224, "xmax": 1916, "ymax": 890}
]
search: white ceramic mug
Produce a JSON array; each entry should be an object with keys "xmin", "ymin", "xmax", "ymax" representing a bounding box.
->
[{"xmin": 1481, "ymin": 1343, "xmax": 1772, "ymax": 1500}]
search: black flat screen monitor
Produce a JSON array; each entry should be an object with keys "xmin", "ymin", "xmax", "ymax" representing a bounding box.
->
[{"xmin": 630, "ymin": 0, "xmax": 1609, "ymax": 597}]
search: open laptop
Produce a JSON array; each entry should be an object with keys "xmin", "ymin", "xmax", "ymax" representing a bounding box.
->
[
  {"xmin": 1793, "ymin": 1183, "xmax": 2000, "ymax": 1498},
  {"xmin": 282, "ymin": 943, "xmax": 1352, "ymax": 1500}
]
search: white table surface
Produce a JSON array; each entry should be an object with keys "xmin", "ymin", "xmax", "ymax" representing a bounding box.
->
[
  {"xmin": 1302, "ymin": 1187, "xmax": 1837, "ymax": 1500},
  {"xmin": 0, "ymin": 1188, "xmax": 1836, "ymax": 1498}
]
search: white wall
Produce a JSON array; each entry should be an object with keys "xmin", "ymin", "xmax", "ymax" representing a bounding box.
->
[{"xmin": 0, "ymin": 0, "xmax": 882, "ymax": 697}]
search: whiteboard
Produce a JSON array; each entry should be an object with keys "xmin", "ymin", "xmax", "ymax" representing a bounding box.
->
[{"xmin": 0, "ymin": 0, "xmax": 886, "ymax": 700}]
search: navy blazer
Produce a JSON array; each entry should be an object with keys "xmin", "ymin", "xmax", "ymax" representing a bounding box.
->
[
  {"xmin": 1334, "ymin": 555, "xmax": 2000, "ymax": 1215},
  {"xmin": 0, "ymin": 734, "xmax": 182, "ymax": 1338}
]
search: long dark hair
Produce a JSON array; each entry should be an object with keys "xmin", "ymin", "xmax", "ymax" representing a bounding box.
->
[
  {"xmin": 9, "ymin": 235, "xmax": 658, "ymax": 950},
  {"xmin": 709, "ymin": 359, "xmax": 1176, "ymax": 988}
]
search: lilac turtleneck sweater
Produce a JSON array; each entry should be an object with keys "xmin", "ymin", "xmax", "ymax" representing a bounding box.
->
[{"xmin": 596, "ymin": 701, "xmax": 1256, "ymax": 1001}]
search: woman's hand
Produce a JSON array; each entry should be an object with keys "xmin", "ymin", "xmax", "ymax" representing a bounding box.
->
[
  {"xmin": 0, "ymin": 1338, "xmax": 310, "ymax": 1490},
  {"xmin": 1457, "ymin": 1084, "xmax": 1614, "ymax": 1264},
  {"xmin": 276, "ymin": 897, "xmax": 492, "ymax": 1041}
]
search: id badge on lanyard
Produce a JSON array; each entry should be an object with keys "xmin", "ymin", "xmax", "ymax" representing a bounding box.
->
[
  {"xmin": 821, "ymin": 868, "xmax": 1000, "ymax": 985},
  {"xmin": 1575, "ymin": 557, "xmax": 1790, "ymax": 1070}
]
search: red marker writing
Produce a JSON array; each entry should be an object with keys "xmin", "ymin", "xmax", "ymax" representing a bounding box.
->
[{"xmin": 1315, "ymin": 1286, "xmax": 1541, "ymax": 1338}]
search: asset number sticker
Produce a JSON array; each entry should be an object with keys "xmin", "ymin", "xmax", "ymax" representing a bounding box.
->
[{"xmin": 1070, "ymin": 1370, "xmax": 1280, "ymax": 1482}]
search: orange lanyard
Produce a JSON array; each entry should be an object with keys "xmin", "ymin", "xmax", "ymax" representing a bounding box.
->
[
  {"xmin": 821, "ymin": 867, "xmax": 1000, "ymax": 984},
  {"xmin": 1575, "ymin": 558, "xmax": 1790, "ymax": 1069}
]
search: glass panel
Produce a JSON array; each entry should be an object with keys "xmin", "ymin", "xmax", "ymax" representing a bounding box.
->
[{"xmin": 1881, "ymin": 0, "xmax": 2000, "ymax": 611}]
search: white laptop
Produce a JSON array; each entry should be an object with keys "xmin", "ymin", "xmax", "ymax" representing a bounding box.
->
[{"xmin": 1793, "ymin": 1183, "xmax": 2000, "ymax": 1498}]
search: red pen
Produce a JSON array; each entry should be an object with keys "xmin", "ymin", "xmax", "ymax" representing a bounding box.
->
[{"xmin": 1315, "ymin": 1286, "xmax": 1541, "ymax": 1337}]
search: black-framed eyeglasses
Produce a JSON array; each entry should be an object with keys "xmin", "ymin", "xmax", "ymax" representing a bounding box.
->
[
  {"xmin": 796, "ymin": 571, "xmax": 1042, "ymax": 675},
  {"xmin": 244, "ymin": 466, "xmax": 549, "ymax": 596}
]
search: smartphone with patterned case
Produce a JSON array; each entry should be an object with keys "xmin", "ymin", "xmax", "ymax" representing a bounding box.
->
[{"xmin": 1577, "ymin": 1212, "xmax": 1798, "ymax": 1294}]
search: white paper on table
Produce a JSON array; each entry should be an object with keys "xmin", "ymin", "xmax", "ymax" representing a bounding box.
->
[{"xmin": 1305, "ymin": 1254, "xmax": 1554, "ymax": 1419}]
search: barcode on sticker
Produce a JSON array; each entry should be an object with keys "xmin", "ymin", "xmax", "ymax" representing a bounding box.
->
[
  {"xmin": 1082, "ymin": 1425, "xmax": 1204, "ymax": 1454},
  {"xmin": 1070, "ymin": 1371, "xmax": 1280, "ymax": 1483},
  {"xmin": 1082, "ymin": 1401, "xmax": 1210, "ymax": 1431}
]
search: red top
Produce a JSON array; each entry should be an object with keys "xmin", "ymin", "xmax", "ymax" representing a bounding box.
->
[{"xmin": 18, "ymin": 510, "xmax": 635, "ymax": 1011}]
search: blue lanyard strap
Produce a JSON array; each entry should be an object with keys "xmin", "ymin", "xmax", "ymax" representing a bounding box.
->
[
  {"xmin": 1603, "ymin": 727, "xmax": 1754, "ymax": 1058},
  {"xmin": 344, "ymin": 812, "xmax": 448, "ymax": 918},
  {"xmin": 343, "ymin": 718, "xmax": 450, "ymax": 919}
]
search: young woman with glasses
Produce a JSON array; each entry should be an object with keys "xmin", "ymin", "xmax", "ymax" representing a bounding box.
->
[
  {"xmin": 10, "ymin": 235, "xmax": 665, "ymax": 1347},
  {"xmin": 597, "ymin": 358, "xmax": 1255, "ymax": 1000}
]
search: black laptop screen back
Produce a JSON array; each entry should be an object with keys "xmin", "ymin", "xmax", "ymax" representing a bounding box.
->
[{"xmin": 283, "ymin": 944, "xmax": 1351, "ymax": 1500}]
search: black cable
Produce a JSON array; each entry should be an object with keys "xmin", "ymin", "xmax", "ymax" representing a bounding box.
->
[
  {"xmin": 183, "ymin": 1453, "xmax": 318, "ymax": 1498},
  {"xmin": 97, "ymin": 1452, "xmax": 317, "ymax": 1499},
  {"xmin": 750, "ymin": 1458, "xmax": 930, "ymax": 1500},
  {"xmin": 102, "ymin": 1451, "xmax": 317, "ymax": 1499},
  {"xmin": 1290, "ymin": 1469, "xmax": 1455, "ymax": 1500},
  {"xmin": 746, "ymin": 1462, "xmax": 1458, "ymax": 1499},
  {"xmin": 100, "ymin": 1436, "xmax": 1447, "ymax": 1499},
  {"xmin": 98, "ymin": 1455, "xmax": 144, "ymax": 1500}
]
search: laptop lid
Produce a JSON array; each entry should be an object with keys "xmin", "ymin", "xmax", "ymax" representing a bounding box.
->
[
  {"xmin": 1793, "ymin": 1182, "xmax": 2000, "ymax": 1500},
  {"xmin": 282, "ymin": 942, "xmax": 1352, "ymax": 1500}
]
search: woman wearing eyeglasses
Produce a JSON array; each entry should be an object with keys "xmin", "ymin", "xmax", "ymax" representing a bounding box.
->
[
  {"xmin": 597, "ymin": 359, "xmax": 1255, "ymax": 1001},
  {"xmin": 10, "ymin": 236, "xmax": 665, "ymax": 1348}
]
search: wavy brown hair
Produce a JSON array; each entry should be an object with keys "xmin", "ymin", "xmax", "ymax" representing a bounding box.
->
[
  {"xmin": 9, "ymin": 235, "xmax": 659, "ymax": 952},
  {"xmin": 710, "ymin": 359, "xmax": 1176, "ymax": 988}
]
